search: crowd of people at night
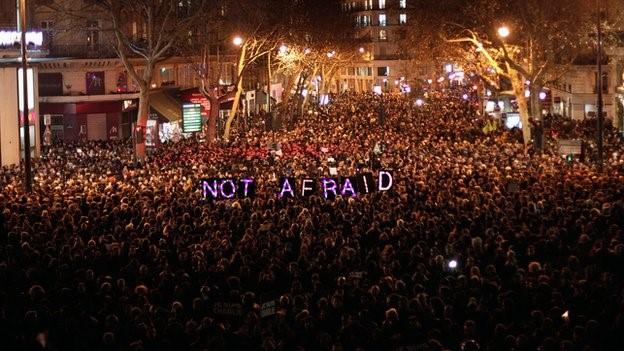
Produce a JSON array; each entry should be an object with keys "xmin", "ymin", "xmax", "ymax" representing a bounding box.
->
[{"xmin": 1, "ymin": 89, "xmax": 624, "ymax": 351}]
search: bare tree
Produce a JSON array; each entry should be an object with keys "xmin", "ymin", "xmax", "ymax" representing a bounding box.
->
[
  {"xmin": 222, "ymin": 34, "xmax": 277, "ymax": 140},
  {"xmin": 42, "ymin": 0, "xmax": 206, "ymax": 157},
  {"xmin": 104, "ymin": 0, "xmax": 206, "ymax": 157}
]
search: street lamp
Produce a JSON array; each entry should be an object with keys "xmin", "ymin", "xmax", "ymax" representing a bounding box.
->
[
  {"xmin": 232, "ymin": 36, "xmax": 243, "ymax": 46},
  {"xmin": 497, "ymin": 26, "xmax": 510, "ymax": 39},
  {"xmin": 19, "ymin": 0, "xmax": 32, "ymax": 192},
  {"xmin": 359, "ymin": 47, "xmax": 365, "ymax": 54}
]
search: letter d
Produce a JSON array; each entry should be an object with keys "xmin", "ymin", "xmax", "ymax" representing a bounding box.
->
[{"xmin": 378, "ymin": 171, "xmax": 393, "ymax": 191}]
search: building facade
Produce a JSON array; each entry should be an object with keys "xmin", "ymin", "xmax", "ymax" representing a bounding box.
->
[{"xmin": 340, "ymin": 0, "xmax": 417, "ymax": 92}]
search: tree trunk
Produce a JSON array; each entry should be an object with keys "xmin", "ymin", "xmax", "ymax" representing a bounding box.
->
[
  {"xmin": 282, "ymin": 68, "xmax": 302, "ymax": 107},
  {"xmin": 223, "ymin": 45, "xmax": 247, "ymax": 141},
  {"xmin": 136, "ymin": 89, "xmax": 150, "ymax": 159},
  {"xmin": 529, "ymin": 84, "xmax": 543, "ymax": 151},
  {"xmin": 511, "ymin": 72, "xmax": 531, "ymax": 146},
  {"xmin": 529, "ymin": 85, "xmax": 542, "ymax": 121},
  {"xmin": 206, "ymin": 94, "xmax": 219, "ymax": 143}
]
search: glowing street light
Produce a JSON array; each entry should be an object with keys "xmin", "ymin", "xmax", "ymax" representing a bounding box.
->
[
  {"xmin": 232, "ymin": 36, "xmax": 243, "ymax": 46},
  {"xmin": 359, "ymin": 47, "xmax": 365, "ymax": 54},
  {"xmin": 497, "ymin": 26, "xmax": 510, "ymax": 39},
  {"xmin": 279, "ymin": 44, "xmax": 288, "ymax": 54}
]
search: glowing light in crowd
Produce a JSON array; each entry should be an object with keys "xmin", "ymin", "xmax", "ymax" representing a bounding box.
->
[
  {"xmin": 279, "ymin": 44, "xmax": 288, "ymax": 54},
  {"xmin": 562, "ymin": 311, "xmax": 569, "ymax": 320},
  {"xmin": 448, "ymin": 260, "xmax": 458, "ymax": 269},
  {"xmin": 497, "ymin": 26, "xmax": 510, "ymax": 38},
  {"xmin": 0, "ymin": 31, "xmax": 43, "ymax": 46},
  {"xmin": 232, "ymin": 36, "xmax": 243, "ymax": 46},
  {"xmin": 539, "ymin": 91, "xmax": 547, "ymax": 100},
  {"xmin": 415, "ymin": 99, "xmax": 424, "ymax": 106},
  {"xmin": 359, "ymin": 47, "xmax": 365, "ymax": 53},
  {"xmin": 462, "ymin": 94, "xmax": 469, "ymax": 100},
  {"xmin": 472, "ymin": 85, "xmax": 478, "ymax": 91},
  {"xmin": 437, "ymin": 77, "xmax": 445, "ymax": 83},
  {"xmin": 525, "ymin": 90, "xmax": 531, "ymax": 98},
  {"xmin": 304, "ymin": 48, "xmax": 311, "ymax": 54},
  {"xmin": 427, "ymin": 79, "xmax": 433, "ymax": 84},
  {"xmin": 486, "ymin": 90, "xmax": 492, "ymax": 97}
]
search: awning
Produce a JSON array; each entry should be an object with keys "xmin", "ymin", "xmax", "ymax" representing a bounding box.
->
[{"xmin": 150, "ymin": 89, "xmax": 181, "ymax": 122}]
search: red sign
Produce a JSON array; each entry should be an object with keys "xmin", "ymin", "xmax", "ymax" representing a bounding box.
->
[{"xmin": 180, "ymin": 89, "xmax": 210, "ymax": 117}]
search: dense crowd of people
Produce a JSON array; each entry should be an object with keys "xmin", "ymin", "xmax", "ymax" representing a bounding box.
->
[{"xmin": 1, "ymin": 89, "xmax": 624, "ymax": 351}]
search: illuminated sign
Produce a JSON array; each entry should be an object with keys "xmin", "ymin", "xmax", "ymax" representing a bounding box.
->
[
  {"xmin": 182, "ymin": 104, "xmax": 202, "ymax": 133},
  {"xmin": 200, "ymin": 171, "xmax": 394, "ymax": 200},
  {"xmin": 181, "ymin": 91, "xmax": 210, "ymax": 116},
  {"xmin": 0, "ymin": 31, "xmax": 43, "ymax": 47}
]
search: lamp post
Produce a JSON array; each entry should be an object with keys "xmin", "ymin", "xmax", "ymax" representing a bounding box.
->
[
  {"xmin": 596, "ymin": 1, "xmax": 604, "ymax": 172},
  {"xmin": 19, "ymin": 0, "xmax": 32, "ymax": 192}
]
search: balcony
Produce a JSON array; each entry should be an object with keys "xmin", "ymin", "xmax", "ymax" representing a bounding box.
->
[{"xmin": 48, "ymin": 44, "xmax": 117, "ymax": 59}]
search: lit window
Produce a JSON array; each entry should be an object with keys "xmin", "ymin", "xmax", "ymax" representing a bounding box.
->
[
  {"xmin": 379, "ymin": 29, "xmax": 387, "ymax": 40},
  {"xmin": 378, "ymin": 14, "xmax": 387, "ymax": 26},
  {"xmin": 400, "ymin": 14, "xmax": 407, "ymax": 24},
  {"xmin": 400, "ymin": 0, "xmax": 406, "ymax": 9},
  {"xmin": 377, "ymin": 66, "xmax": 389, "ymax": 76},
  {"xmin": 379, "ymin": 0, "xmax": 385, "ymax": 9},
  {"xmin": 87, "ymin": 21, "xmax": 100, "ymax": 47}
]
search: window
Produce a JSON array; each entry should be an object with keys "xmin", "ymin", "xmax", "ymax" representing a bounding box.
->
[
  {"xmin": 87, "ymin": 20, "xmax": 100, "ymax": 47},
  {"xmin": 41, "ymin": 20, "xmax": 54, "ymax": 45},
  {"xmin": 400, "ymin": 0, "xmax": 406, "ymax": 8},
  {"xmin": 378, "ymin": 0, "xmax": 385, "ymax": 9},
  {"xmin": 160, "ymin": 67, "xmax": 175, "ymax": 85},
  {"xmin": 377, "ymin": 66, "xmax": 389, "ymax": 76},
  {"xmin": 362, "ymin": 15, "xmax": 371, "ymax": 26},
  {"xmin": 400, "ymin": 13, "xmax": 407, "ymax": 24},
  {"xmin": 378, "ymin": 14, "xmax": 387, "ymax": 26},
  {"xmin": 357, "ymin": 67, "xmax": 373, "ymax": 76},
  {"xmin": 379, "ymin": 29, "xmax": 387, "ymax": 40},
  {"xmin": 365, "ymin": 0, "xmax": 373, "ymax": 10}
]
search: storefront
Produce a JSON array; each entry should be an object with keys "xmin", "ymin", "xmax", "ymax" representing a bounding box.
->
[{"xmin": 39, "ymin": 100, "xmax": 125, "ymax": 142}]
